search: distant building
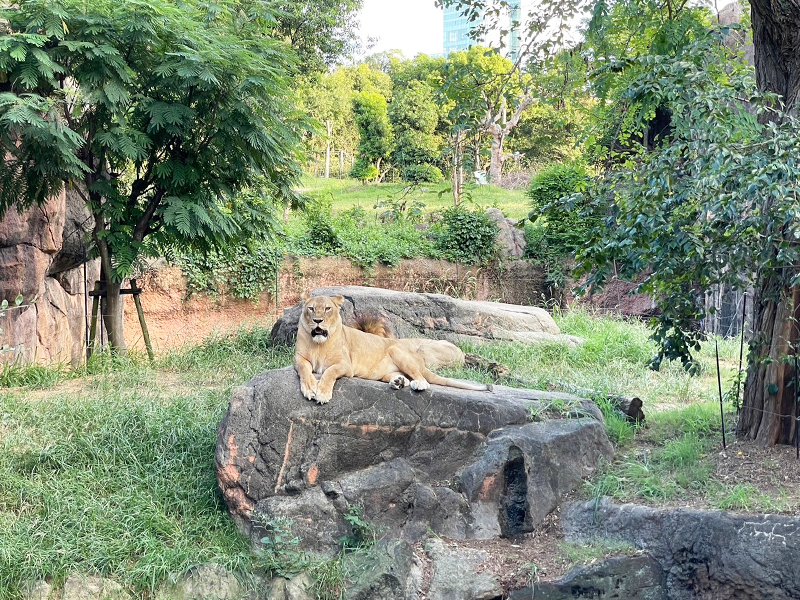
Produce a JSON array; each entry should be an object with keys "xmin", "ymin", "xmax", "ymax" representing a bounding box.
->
[
  {"xmin": 442, "ymin": 5, "xmax": 477, "ymax": 55},
  {"xmin": 442, "ymin": 2, "xmax": 528, "ymax": 60}
]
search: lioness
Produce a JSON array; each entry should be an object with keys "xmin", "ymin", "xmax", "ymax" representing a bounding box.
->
[{"xmin": 294, "ymin": 292, "xmax": 492, "ymax": 404}]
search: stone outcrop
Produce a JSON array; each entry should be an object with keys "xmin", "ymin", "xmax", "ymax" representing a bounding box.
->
[
  {"xmin": 486, "ymin": 207, "xmax": 526, "ymax": 259},
  {"xmin": 270, "ymin": 286, "xmax": 581, "ymax": 348},
  {"xmin": 215, "ymin": 367, "xmax": 613, "ymax": 554},
  {"xmin": 564, "ymin": 498, "xmax": 800, "ymax": 600},
  {"xmin": 509, "ymin": 556, "xmax": 667, "ymax": 600},
  {"xmin": 0, "ymin": 188, "xmax": 97, "ymax": 365}
]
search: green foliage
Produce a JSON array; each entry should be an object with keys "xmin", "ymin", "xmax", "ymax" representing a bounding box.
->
[
  {"xmin": 349, "ymin": 158, "xmax": 379, "ymax": 183},
  {"xmin": 527, "ymin": 161, "xmax": 595, "ymax": 258},
  {"xmin": 434, "ymin": 207, "xmax": 498, "ymax": 264},
  {"xmin": 390, "ymin": 80, "xmax": 442, "ymax": 171},
  {"xmin": 0, "ymin": 0, "xmax": 305, "ymax": 350},
  {"xmin": 175, "ymin": 243, "xmax": 282, "ymax": 301},
  {"xmin": 303, "ymin": 198, "xmax": 342, "ymax": 252},
  {"xmin": 340, "ymin": 504, "xmax": 378, "ymax": 550},
  {"xmin": 402, "ymin": 164, "xmax": 444, "ymax": 183},
  {"xmin": 257, "ymin": 517, "xmax": 312, "ymax": 578},
  {"xmin": 576, "ymin": 31, "xmax": 795, "ymax": 373},
  {"xmin": 271, "ymin": 0, "xmax": 364, "ymax": 74},
  {"xmin": 352, "ymin": 90, "xmax": 393, "ymax": 178}
]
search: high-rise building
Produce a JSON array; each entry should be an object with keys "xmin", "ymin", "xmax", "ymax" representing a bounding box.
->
[
  {"xmin": 442, "ymin": 5, "xmax": 477, "ymax": 55},
  {"xmin": 442, "ymin": 2, "xmax": 527, "ymax": 59}
]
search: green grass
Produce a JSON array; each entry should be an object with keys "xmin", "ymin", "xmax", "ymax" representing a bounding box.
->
[
  {"xmin": 0, "ymin": 312, "xmax": 757, "ymax": 598},
  {"xmin": 0, "ymin": 327, "xmax": 293, "ymax": 600},
  {"xmin": 299, "ymin": 175, "xmax": 531, "ymax": 220}
]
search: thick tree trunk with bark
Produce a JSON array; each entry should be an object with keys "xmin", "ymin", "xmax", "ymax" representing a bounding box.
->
[
  {"xmin": 737, "ymin": 0, "xmax": 800, "ymax": 445},
  {"xmin": 485, "ymin": 95, "xmax": 535, "ymax": 185}
]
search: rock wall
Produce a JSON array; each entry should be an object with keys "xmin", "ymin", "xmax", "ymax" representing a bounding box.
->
[{"xmin": 0, "ymin": 189, "xmax": 98, "ymax": 366}]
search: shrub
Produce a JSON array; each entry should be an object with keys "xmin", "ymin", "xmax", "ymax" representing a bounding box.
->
[
  {"xmin": 434, "ymin": 208, "xmax": 498, "ymax": 264},
  {"xmin": 526, "ymin": 162, "xmax": 594, "ymax": 257},
  {"xmin": 402, "ymin": 163, "xmax": 444, "ymax": 183},
  {"xmin": 303, "ymin": 198, "xmax": 341, "ymax": 252},
  {"xmin": 349, "ymin": 158, "xmax": 378, "ymax": 183}
]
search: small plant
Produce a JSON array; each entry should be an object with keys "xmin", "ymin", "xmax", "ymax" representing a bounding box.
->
[
  {"xmin": 402, "ymin": 163, "xmax": 444, "ymax": 183},
  {"xmin": 434, "ymin": 207, "xmax": 498, "ymax": 264},
  {"xmin": 527, "ymin": 397, "xmax": 590, "ymax": 421},
  {"xmin": 374, "ymin": 186, "xmax": 426, "ymax": 223},
  {"xmin": 559, "ymin": 538, "xmax": 639, "ymax": 566},
  {"xmin": 340, "ymin": 504, "xmax": 378, "ymax": 550},
  {"xmin": 256, "ymin": 517, "xmax": 311, "ymax": 578}
]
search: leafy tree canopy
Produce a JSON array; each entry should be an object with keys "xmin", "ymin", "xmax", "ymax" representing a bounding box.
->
[
  {"xmin": 0, "ymin": 0, "xmax": 306, "ymax": 350},
  {"xmin": 271, "ymin": 0, "xmax": 364, "ymax": 73}
]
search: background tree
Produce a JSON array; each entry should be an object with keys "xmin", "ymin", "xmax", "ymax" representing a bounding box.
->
[
  {"xmin": 573, "ymin": 3, "xmax": 800, "ymax": 446},
  {"xmin": 299, "ymin": 68, "xmax": 359, "ymax": 178},
  {"xmin": 0, "ymin": 0, "xmax": 304, "ymax": 352},
  {"xmin": 389, "ymin": 80, "xmax": 443, "ymax": 182},
  {"xmin": 271, "ymin": 0, "xmax": 364, "ymax": 74},
  {"xmin": 439, "ymin": 0, "xmax": 587, "ymax": 185},
  {"xmin": 350, "ymin": 90, "xmax": 394, "ymax": 183}
]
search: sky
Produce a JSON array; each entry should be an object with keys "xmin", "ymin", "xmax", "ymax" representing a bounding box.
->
[{"xmin": 358, "ymin": 0, "xmax": 444, "ymax": 59}]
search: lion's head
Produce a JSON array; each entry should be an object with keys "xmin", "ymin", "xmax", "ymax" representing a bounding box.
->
[{"xmin": 299, "ymin": 292, "xmax": 345, "ymax": 344}]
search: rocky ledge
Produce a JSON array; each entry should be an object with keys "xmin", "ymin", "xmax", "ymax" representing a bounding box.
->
[{"xmin": 215, "ymin": 367, "xmax": 613, "ymax": 552}]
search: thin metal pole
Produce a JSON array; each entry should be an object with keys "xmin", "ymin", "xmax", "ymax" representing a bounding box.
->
[
  {"xmin": 83, "ymin": 253, "xmax": 90, "ymax": 363},
  {"xmin": 794, "ymin": 354, "xmax": 799, "ymax": 460},
  {"xmin": 735, "ymin": 294, "xmax": 747, "ymax": 412},
  {"xmin": 716, "ymin": 340, "xmax": 727, "ymax": 450}
]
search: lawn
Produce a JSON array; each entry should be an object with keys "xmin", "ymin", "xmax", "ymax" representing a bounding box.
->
[
  {"xmin": 2, "ymin": 310, "xmax": 793, "ymax": 599},
  {"xmin": 298, "ymin": 176, "xmax": 531, "ymax": 220}
]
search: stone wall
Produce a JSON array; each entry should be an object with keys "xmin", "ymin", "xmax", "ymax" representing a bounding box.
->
[{"xmin": 0, "ymin": 189, "xmax": 98, "ymax": 366}]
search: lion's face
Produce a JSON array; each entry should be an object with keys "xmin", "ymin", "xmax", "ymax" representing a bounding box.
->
[{"xmin": 299, "ymin": 293, "xmax": 344, "ymax": 344}]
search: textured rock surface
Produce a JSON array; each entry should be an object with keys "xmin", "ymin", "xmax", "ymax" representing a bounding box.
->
[
  {"xmin": 486, "ymin": 208, "xmax": 526, "ymax": 259},
  {"xmin": 215, "ymin": 367, "xmax": 612, "ymax": 553},
  {"xmin": 267, "ymin": 573, "xmax": 315, "ymax": 600},
  {"xmin": 270, "ymin": 286, "xmax": 581, "ymax": 347},
  {"xmin": 155, "ymin": 563, "xmax": 255, "ymax": 600},
  {"xmin": 343, "ymin": 539, "xmax": 416, "ymax": 600},
  {"xmin": 564, "ymin": 498, "xmax": 800, "ymax": 600},
  {"xmin": 0, "ymin": 190, "xmax": 97, "ymax": 365},
  {"xmin": 509, "ymin": 556, "xmax": 666, "ymax": 600},
  {"xmin": 61, "ymin": 575, "xmax": 130, "ymax": 600},
  {"xmin": 425, "ymin": 537, "xmax": 503, "ymax": 600}
]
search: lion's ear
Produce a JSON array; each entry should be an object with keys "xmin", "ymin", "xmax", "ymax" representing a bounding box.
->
[
  {"xmin": 331, "ymin": 295, "xmax": 345, "ymax": 308},
  {"xmin": 301, "ymin": 291, "xmax": 310, "ymax": 303}
]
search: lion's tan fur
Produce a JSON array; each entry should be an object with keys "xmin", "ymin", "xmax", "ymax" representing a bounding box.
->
[{"xmin": 294, "ymin": 292, "xmax": 491, "ymax": 404}]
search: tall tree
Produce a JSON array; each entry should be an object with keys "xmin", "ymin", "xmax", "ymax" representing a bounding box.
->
[
  {"xmin": 0, "ymin": 0, "xmax": 304, "ymax": 352},
  {"xmin": 389, "ymin": 80, "xmax": 442, "ymax": 178},
  {"xmin": 271, "ymin": 0, "xmax": 364, "ymax": 73},
  {"xmin": 736, "ymin": 0, "xmax": 800, "ymax": 445},
  {"xmin": 350, "ymin": 90, "xmax": 394, "ymax": 183},
  {"xmin": 574, "ymin": 2, "xmax": 800, "ymax": 447},
  {"xmin": 439, "ymin": 0, "xmax": 586, "ymax": 184}
]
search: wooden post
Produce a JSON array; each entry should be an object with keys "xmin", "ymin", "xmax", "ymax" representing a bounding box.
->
[
  {"xmin": 87, "ymin": 281, "xmax": 101, "ymax": 360},
  {"xmin": 131, "ymin": 278, "xmax": 154, "ymax": 362}
]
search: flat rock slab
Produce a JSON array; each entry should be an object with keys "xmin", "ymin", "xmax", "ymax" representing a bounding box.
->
[
  {"xmin": 509, "ymin": 555, "xmax": 666, "ymax": 600},
  {"xmin": 269, "ymin": 286, "xmax": 582, "ymax": 347},
  {"xmin": 564, "ymin": 498, "xmax": 800, "ymax": 600},
  {"xmin": 215, "ymin": 368, "xmax": 612, "ymax": 553}
]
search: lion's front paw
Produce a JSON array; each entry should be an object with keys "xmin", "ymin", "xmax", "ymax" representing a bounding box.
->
[
  {"xmin": 390, "ymin": 375, "xmax": 410, "ymax": 390},
  {"xmin": 300, "ymin": 379, "xmax": 318, "ymax": 401},
  {"xmin": 410, "ymin": 379, "xmax": 429, "ymax": 391},
  {"xmin": 315, "ymin": 387, "xmax": 333, "ymax": 404}
]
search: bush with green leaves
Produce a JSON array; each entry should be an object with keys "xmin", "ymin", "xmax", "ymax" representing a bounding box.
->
[
  {"xmin": 349, "ymin": 158, "xmax": 379, "ymax": 183},
  {"xmin": 303, "ymin": 198, "xmax": 341, "ymax": 252},
  {"xmin": 434, "ymin": 207, "xmax": 498, "ymax": 265},
  {"xmin": 526, "ymin": 162, "xmax": 594, "ymax": 258},
  {"xmin": 402, "ymin": 163, "xmax": 444, "ymax": 183},
  {"xmin": 175, "ymin": 244, "xmax": 282, "ymax": 301}
]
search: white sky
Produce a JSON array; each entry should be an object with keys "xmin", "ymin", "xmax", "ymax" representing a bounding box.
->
[{"xmin": 358, "ymin": 0, "xmax": 444, "ymax": 59}]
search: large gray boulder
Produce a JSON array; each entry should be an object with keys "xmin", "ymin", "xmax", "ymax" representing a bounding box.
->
[
  {"xmin": 270, "ymin": 286, "xmax": 581, "ymax": 347},
  {"xmin": 215, "ymin": 367, "xmax": 612, "ymax": 554},
  {"xmin": 508, "ymin": 556, "xmax": 667, "ymax": 600},
  {"xmin": 564, "ymin": 498, "xmax": 800, "ymax": 600}
]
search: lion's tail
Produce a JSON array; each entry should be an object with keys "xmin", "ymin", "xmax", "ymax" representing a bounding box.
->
[
  {"xmin": 352, "ymin": 314, "xmax": 395, "ymax": 338},
  {"xmin": 422, "ymin": 367, "xmax": 493, "ymax": 392}
]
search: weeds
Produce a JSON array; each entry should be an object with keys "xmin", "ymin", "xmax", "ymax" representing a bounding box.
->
[{"xmin": 559, "ymin": 538, "xmax": 639, "ymax": 566}]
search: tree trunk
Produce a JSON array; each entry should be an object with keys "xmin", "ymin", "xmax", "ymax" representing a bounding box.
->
[
  {"xmin": 451, "ymin": 130, "xmax": 463, "ymax": 206},
  {"xmin": 102, "ymin": 278, "xmax": 127, "ymax": 355},
  {"xmin": 488, "ymin": 126, "xmax": 504, "ymax": 184},
  {"xmin": 324, "ymin": 120, "xmax": 332, "ymax": 179},
  {"xmin": 737, "ymin": 0, "xmax": 800, "ymax": 445}
]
